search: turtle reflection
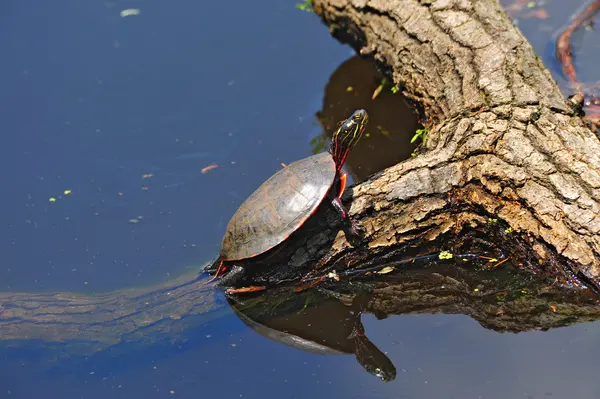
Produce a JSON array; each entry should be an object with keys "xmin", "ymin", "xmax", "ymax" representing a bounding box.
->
[{"xmin": 227, "ymin": 287, "xmax": 396, "ymax": 382}]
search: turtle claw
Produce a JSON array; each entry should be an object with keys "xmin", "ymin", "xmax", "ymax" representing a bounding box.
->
[
  {"xmin": 351, "ymin": 223, "xmax": 364, "ymax": 238},
  {"xmin": 345, "ymin": 221, "xmax": 364, "ymax": 247}
]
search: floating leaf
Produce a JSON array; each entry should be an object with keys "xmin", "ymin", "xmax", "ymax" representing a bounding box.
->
[
  {"xmin": 201, "ymin": 164, "xmax": 219, "ymax": 174},
  {"xmin": 64, "ymin": 189, "xmax": 72, "ymax": 195},
  {"xmin": 120, "ymin": 8, "xmax": 141, "ymax": 17},
  {"xmin": 439, "ymin": 251, "xmax": 453, "ymax": 260},
  {"xmin": 372, "ymin": 84, "xmax": 384, "ymax": 100},
  {"xmin": 346, "ymin": 86, "xmax": 354, "ymax": 92},
  {"xmin": 377, "ymin": 125, "xmax": 390, "ymax": 136},
  {"xmin": 295, "ymin": 0, "xmax": 313, "ymax": 12},
  {"xmin": 49, "ymin": 197, "xmax": 56, "ymax": 202},
  {"xmin": 377, "ymin": 266, "xmax": 395, "ymax": 274}
]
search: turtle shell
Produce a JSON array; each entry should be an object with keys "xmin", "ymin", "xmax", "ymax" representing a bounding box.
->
[{"xmin": 221, "ymin": 151, "xmax": 336, "ymax": 261}]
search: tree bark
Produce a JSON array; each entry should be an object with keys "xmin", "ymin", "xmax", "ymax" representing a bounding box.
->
[{"xmin": 307, "ymin": 0, "xmax": 600, "ymax": 290}]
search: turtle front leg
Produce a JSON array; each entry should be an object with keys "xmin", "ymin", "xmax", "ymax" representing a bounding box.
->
[
  {"xmin": 331, "ymin": 172, "xmax": 363, "ymax": 244},
  {"xmin": 214, "ymin": 265, "xmax": 246, "ymax": 287},
  {"xmin": 331, "ymin": 197, "xmax": 360, "ymax": 234},
  {"xmin": 331, "ymin": 196, "xmax": 363, "ymax": 245}
]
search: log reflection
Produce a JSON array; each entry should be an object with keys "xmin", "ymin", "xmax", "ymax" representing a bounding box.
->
[{"xmin": 226, "ymin": 259, "xmax": 600, "ymax": 381}]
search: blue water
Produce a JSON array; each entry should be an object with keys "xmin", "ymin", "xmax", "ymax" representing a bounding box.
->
[
  {"xmin": 1, "ymin": 0, "xmax": 345, "ymax": 293},
  {"xmin": 2, "ymin": 0, "xmax": 600, "ymax": 398}
]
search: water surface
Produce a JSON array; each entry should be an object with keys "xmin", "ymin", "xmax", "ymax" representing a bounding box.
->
[{"xmin": 2, "ymin": 0, "xmax": 600, "ymax": 398}]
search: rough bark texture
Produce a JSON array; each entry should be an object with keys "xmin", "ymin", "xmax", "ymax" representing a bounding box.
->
[{"xmin": 309, "ymin": 0, "xmax": 600, "ymax": 288}]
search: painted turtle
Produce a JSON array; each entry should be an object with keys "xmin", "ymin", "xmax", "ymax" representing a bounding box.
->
[{"xmin": 209, "ymin": 109, "xmax": 368, "ymax": 293}]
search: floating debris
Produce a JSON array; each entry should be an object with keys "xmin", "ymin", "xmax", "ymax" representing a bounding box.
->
[
  {"xmin": 492, "ymin": 257, "xmax": 511, "ymax": 269},
  {"xmin": 120, "ymin": 8, "xmax": 141, "ymax": 17},
  {"xmin": 372, "ymin": 82, "xmax": 384, "ymax": 100},
  {"xmin": 377, "ymin": 266, "xmax": 395, "ymax": 274},
  {"xmin": 142, "ymin": 173, "xmax": 153, "ymax": 179},
  {"xmin": 201, "ymin": 164, "xmax": 219, "ymax": 174},
  {"xmin": 295, "ymin": 0, "xmax": 313, "ymax": 12},
  {"xmin": 326, "ymin": 271, "xmax": 340, "ymax": 281}
]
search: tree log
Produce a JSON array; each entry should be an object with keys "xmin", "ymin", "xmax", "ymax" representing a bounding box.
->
[{"xmin": 306, "ymin": 0, "xmax": 600, "ymax": 290}]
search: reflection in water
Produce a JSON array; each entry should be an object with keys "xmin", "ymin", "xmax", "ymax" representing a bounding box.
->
[
  {"xmin": 0, "ymin": 255, "xmax": 599, "ymax": 388},
  {"xmin": 228, "ymin": 287, "xmax": 397, "ymax": 382},
  {"xmin": 315, "ymin": 56, "xmax": 419, "ymax": 183},
  {"xmin": 224, "ymin": 256, "xmax": 600, "ymax": 382}
]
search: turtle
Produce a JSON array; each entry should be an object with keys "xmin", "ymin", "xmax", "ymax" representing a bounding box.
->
[{"xmin": 208, "ymin": 109, "xmax": 368, "ymax": 293}]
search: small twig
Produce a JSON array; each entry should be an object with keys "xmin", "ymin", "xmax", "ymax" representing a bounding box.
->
[
  {"xmin": 493, "ymin": 257, "xmax": 511, "ymax": 269},
  {"xmin": 556, "ymin": 0, "xmax": 600, "ymax": 87},
  {"xmin": 555, "ymin": 0, "xmax": 600, "ymax": 127}
]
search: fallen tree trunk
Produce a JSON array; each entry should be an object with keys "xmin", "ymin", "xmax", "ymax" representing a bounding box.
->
[
  {"xmin": 3, "ymin": 0, "xmax": 600, "ymax": 353},
  {"xmin": 304, "ymin": 0, "xmax": 600, "ymax": 291}
]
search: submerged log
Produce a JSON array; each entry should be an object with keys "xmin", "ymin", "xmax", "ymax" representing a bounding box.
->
[
  {"xmin": 302, "ymin": 0, "xmax": 600, "ymax": 291},
  {"xmin": 1, "ymin": 261, "xmax": 600, "ymax": 361}
]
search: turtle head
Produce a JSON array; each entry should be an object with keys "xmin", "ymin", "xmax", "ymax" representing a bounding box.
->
[{"xmin": 330, "ymin": 109, "xmax": 368, "ymax": 170}]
